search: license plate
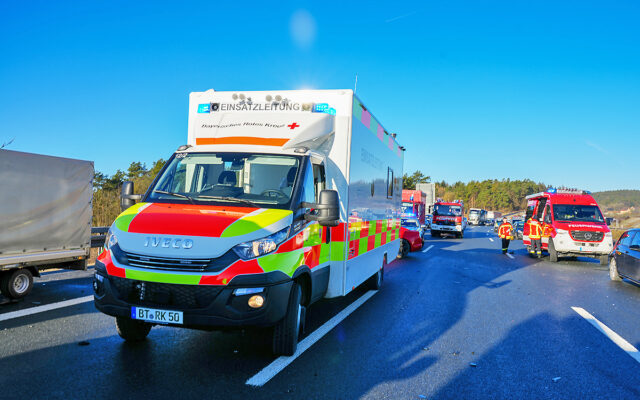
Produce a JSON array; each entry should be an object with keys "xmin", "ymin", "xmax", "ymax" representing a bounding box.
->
[{"xmin": 131, "ymin": 307, "xmax": 183, "ymax": 324}]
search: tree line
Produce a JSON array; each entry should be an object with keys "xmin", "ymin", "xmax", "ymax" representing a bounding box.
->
[{"xmin": 93, "ymin": 159, "xmax": 165, "ymax": 226}]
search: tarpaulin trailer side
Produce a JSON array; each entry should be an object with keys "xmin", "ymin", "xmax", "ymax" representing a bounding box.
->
[{"xmin": 0, "ymin": 149, "xmax": 93, "ymax": 299}]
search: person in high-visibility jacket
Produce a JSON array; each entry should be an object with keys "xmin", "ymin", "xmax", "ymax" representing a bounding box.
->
[
  {"xmin": 497, "ymin": 217, "xmax": 513, "ymax": 254},
  {"xmin": 526, "ymin": 216, "xmax": 543, "ymax": 258},
  {"xmin": 542, "ymin": 222, "xmax": 554, "ymax": 239}
]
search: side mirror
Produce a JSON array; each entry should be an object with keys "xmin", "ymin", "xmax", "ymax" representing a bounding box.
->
[
  {"xmin": 302, "ymin": 189, "xmax": 340, "ymax": 227},
  {"xmin": 120, "ymin": 181, "xmax": 142, "ymax": 211}
]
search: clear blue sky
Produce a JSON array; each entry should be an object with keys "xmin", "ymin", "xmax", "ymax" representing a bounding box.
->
[{"xmin": 1, "ymin": 1, "xmax": 638, "ymax": 191}]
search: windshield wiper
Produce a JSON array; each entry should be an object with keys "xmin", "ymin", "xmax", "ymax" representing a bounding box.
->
[
  {"xmin": 194, "ymin": 195, "xmax": 260, "ymax": 207},
  {"xmin": 153, "ymin": 190, "xmax": 195, "ymax": 204}
]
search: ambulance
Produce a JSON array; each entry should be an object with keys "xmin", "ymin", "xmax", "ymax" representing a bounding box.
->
[
  {"xmin": 94, "ymin": 89, "xmax": 404, "ymax": 355},
  {"xmin": 523, "ymin": 188, "xmax": 613, "ymax": 264}
]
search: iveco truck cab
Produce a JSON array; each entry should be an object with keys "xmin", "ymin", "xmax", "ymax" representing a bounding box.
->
[{"xmin": 94, "ymin": 89, "xmax": 404, "ymax": 355}]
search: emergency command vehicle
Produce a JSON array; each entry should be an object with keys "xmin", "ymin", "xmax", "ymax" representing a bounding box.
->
[
  {"xmin": 523, "ymin": 188, "xmax": 613, "ymax": 264},
  {"xmin": 93, "ymin": 89, "xmax": 404, "ymax": 355}
]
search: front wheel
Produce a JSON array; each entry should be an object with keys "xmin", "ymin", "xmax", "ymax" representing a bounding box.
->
[
  {"xmin": 366, "ymin": 266, "xmax": 384, "ymax": 290},
  {"xmin": 115, "ymin": 316, "xmax": 152, "ymax": 342},
  {"xmin": 609, "ymin": 257, "xmax": 622, "ymax": 281},
  {"xmin": 431, "ymin": 231, "xmax": 440, "ymax": 238},
  {"xmin": 548, "ymin": 240, "xmax": 558, "ymax": 262},
  {"xmin": 0, "ymin": 268, "xmax": 34, "ymax": 299},
  {"xmin": 397, "ymin": 239, "xmax": 410, "ymax": 259},
  {"xmin": 273, "ymin": 283, "xmax": 304, "ymax": 356}
]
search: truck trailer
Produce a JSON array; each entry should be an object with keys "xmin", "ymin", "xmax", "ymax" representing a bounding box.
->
[
  {"xmin": 0, "ymin": 150, "xmax": 93, "ymax": 299},
  {"xmin": 94, "ymin": 89, "xmax": 404, "ymax": 355}
]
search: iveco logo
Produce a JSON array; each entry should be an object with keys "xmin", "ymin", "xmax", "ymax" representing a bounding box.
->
[
  {"xmin": 584, "ymin": 232, "xmax": 593, "ymax": 240},
  {"xmin": 144, "ymin": 237, "xmax": 193, "ymax": 249}
]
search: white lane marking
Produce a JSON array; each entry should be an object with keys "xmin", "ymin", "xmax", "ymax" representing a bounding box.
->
[
  {"xmin": 246, "ymin": 290, "xmax": 378, "ymax": 387},
  {"xmin": 506, "ymin": 253, "xmax": 515, "ymax": 259},
  {"xmin": 489, "ymin": 238, "xmax": 494, "ymax": 242},
  {"xmin": 422, "ymin": 245, "xmax": 434, "ymax": 253},
  {"xmin": 0, "ymin": 295, "xmax": 94, "ymax": 322},
  {"xmin": 571, "ymin": 306, "xmax": 640, "ymax": 364}
]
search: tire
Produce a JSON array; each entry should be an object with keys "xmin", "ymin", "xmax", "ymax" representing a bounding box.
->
[
  {"xmin": 366, "ymin": 266, "xmax": 384, "ymax": 290},
  {"xmin": 431, "ymin": 231, "xmax": 440, "ymax": 238},
  {"xmin": 548, "ymin": 239, "xmax": 558, "ymax": 263},
  {"xmin": 458, "ymin": 231, "xmax": 464, "ymax": 239},
  {"xmin": 273, "ymin": 283, "xmax": 304, "ymax": 356},
  {"xmin": 599, "ymin": 254, "xmax": 609, "ymax": 266},
  {"xmin": 115, "ymin": 316, "xmax": 152, "ymax": 342},
  {"xmin": 0, "ymin": 269, "xmax": 34, "ymax": 299},
  {"xmin": 397, "ymin": 239, "xmax": 410, "ymax": 259},
  {"xmin": 609, "ymin": 257, "xmax": 622, "ymax": 281}
]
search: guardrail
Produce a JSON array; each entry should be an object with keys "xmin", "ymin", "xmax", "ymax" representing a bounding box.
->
[{"xmin": 91, "ymin": 226, "xmax": 109, "ymax": 248}]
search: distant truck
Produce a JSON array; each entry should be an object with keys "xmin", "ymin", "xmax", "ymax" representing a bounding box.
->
[
  {"xmin": 431, "ymin": 200, "xmax": 465, "ymax": 238},
  {"xmin": 0, "ymin": 150, "xmax": 93, "ymax": 299},
  {"xmin": 524, "ymin": 188, "xmax": 613, "ymax": 264},
  {"xmin": 487, "ymin": 211, "xmax": 502, "ymax": 221},
  {"xmin": 468, "ymin": 208, "xmax": 487, "ymax": 226},
  {"xmin": 402, "ymin": 189, "xmax": 426, "ymax": 225}
]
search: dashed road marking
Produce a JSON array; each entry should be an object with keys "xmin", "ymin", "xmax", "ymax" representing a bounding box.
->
[
  {"xmin": 246, "ymin": 290, "xmax": 378, "ymax": 387},
  {"xmin": 0, "ymin": 295, "xmax": 94, "ymax": 322},
  {"xmin": 506, "ymin": 253, "xmax": 515, "ymax": 259},
  {"xmin": 489, "ymin": 238, "xmax": 494, "ymax": 242},
  {"xmin": 572, "ymin": 306, "xmax": 640, "ymax": 364},
  {"xmin": 422, "ymin": 245, "xmax": 434, "ymax": 253}
]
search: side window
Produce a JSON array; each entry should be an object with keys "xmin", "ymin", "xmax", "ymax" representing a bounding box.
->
[
  {"xmin": 300, "ymin": 160, "xmax": 315, "ymax": 205},
  {"xmin": 387, "ymin": 167, "xmax": 394, "ymax": 199},
  {"xmin": 312, "ymin": 163, "xmax": 326, "ymax": 202},
  {"xmin": 544, "ymin": 205, "xmax": 552, "ymax": 224},
  {"xmin": 629, "ymin": 232, "xmax": 640, "ymax": 248},
  {"xmin": 620, "ymin": 232, "xmax": 632, "ymax": 247}
]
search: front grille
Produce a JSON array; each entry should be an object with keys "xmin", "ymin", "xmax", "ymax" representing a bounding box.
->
[
  {"xmin": 109, "ymin": 276, "xmax": 223, "ymax": 309},
  {"xmin": 124, "ymin": 252, "xmax": 212, "ymax": 271},
  {"xmin": 436, "ymin": 220, "xmax": 456, "ymax": 226},
  {"xmin": 570, "ymin": 231, "xmax": 604, "ymax": 242}
]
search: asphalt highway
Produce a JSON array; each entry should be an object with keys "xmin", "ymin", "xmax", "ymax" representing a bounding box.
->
[{"xmin": 1, "ymin": 226, "xmax": 639, "ymax": 399}]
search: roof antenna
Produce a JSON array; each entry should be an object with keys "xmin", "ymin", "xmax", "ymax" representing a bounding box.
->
[{"xmin": 354, "ymin": 73, "xmax": 358, "ymax": 94}]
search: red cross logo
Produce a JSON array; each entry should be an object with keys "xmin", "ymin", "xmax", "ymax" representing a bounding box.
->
[{"xmin": 287, "ymin": 122, "xmax": 300, "ymax": 130}]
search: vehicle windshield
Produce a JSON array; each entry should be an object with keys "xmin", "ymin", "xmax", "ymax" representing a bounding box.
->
[
  {"xmin": 552, "ymin": 204, "xmax": 604, "ymax": 223},
  {"xmin": 146, "ymin": 152, "xmax": 301, "ymax": 208},
  {"xmin": 469, "ymin": 210, "xmax": 480, "ymax": 216},
  {"xmin": 401, "ymin": 202, "xmax": 413, "ymax": 214},
  {"xmin": 434, "ymin": 205, "xmax": 462, "ymax": 216},
  {"xmin": 402, "ymin": 219, "xmax": 420, "ymax": 230}
]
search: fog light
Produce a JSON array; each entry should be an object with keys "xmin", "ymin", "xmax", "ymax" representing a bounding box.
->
[{"xmin": 248, "ymin": 295, "xmax": 264, "ymax": 308}]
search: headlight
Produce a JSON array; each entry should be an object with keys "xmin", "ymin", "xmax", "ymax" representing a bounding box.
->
[
  {"xmin": 104, "ymin": 228, "xmax": 118, "ymax": 250},
  {"xmin": 232, "ymin": 227, "xmax": 289, "ymax": 259}
]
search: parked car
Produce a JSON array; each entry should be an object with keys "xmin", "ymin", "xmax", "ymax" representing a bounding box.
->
[
  {"xmin": 399, "ymin": 218, "xmax": 424, "ymax": 258},
  {"xmin": 493, "ymin": 220, "xmax": 501, "ymax": 233},
  {"xmin": 512, "ymin": 220, "xmax": 524, "ymax": 240},
  {"xmin": 485, "ymin": 218, "xmax": 494, "ymax": 227},
  {"xmin": 609, "ymin": 229, "xmax": 640, "ymax": 285}
]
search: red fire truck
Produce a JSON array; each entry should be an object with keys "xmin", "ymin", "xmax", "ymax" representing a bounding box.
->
[
  {"xmin": 401, "ymin": 190, "xmax": 426, "ymax": 225},
  {"xmin": 523, "ymin": 188, "xmax": 613, "ymax": 264},
  {"xmin": 430, "ymin": 200, "xmax": 465, "ymax": 238}
]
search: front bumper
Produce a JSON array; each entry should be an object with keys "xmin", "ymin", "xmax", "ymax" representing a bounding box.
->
[
  {"xmin": 431, "ymin": 223, "xmax": 462, "ymax": 232},
  {"xmin": 93, "ymin": 260, "xmax": 293, "ymax": 329},
  {"xmin": 553, "ymin": 234, "xmax": 613, "ymax": 256}
]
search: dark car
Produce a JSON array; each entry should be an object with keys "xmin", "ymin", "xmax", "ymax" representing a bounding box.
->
[{"xmin": 609, "ymin": 229, "xmax": 640, "ymax": 285}]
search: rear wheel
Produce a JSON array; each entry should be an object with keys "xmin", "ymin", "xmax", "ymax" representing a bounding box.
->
[
  {"xmin": 397, "ymin": 239, "xmax": 410, "ymax": 259},
  {"xmin": 609, "ymin": 257, "xmax": 622, "ymax": 281},
  {"xmin": 273, "ymin": 283, "xmax": 303, "ymax": 356},
  {"xmin": 458, "ymin": 231, "xmax": 464, "ymax": 239},
  {"xmin": 599, "ymin": 254, "xmax": 609, "ymax": 266},
  {"xmin": 0, "ymin": 268, "xmax": 34, "ymax": 299},
  {"xmin": 366, "ymin": 266, "xmax": 384, "ymax": 290},
  {"xmin": 548, "ymin": 240, "xmax": 558, "ymax": 262},
  {"xmin": 115, "ymin": 316, "xmax": 152, "ymax": 342}
]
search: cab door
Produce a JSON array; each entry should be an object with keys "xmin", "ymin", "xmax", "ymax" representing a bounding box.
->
[{"xmin": 615, "ymin": 231, "xmax": 633, "ymax": 276}]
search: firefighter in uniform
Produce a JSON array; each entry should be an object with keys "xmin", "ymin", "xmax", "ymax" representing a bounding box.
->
[
  {"xmin": 497, "ymin": 217, "xmax": 513, "ymax": 254},
  {"xmin": 526, "ymin": 215, "xmax": 543, "ymax": 258}
]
